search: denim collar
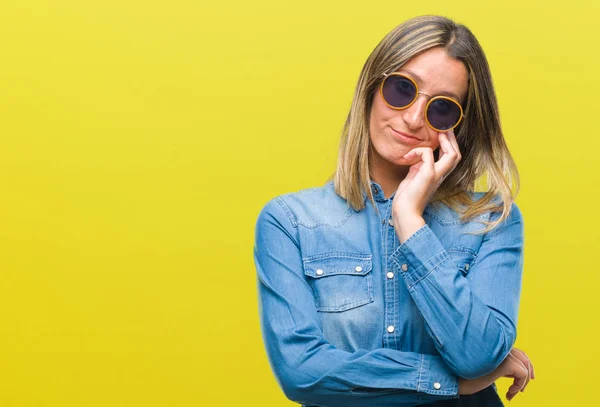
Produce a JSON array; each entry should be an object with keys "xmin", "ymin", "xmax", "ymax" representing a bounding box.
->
[{"xmin": 363, "ymin": 180, "xmax": 395, "ymax": 203}]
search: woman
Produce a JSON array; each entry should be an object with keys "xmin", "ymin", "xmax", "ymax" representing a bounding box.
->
[{"xmin": 254, "ymin": 15, "xmax": 534, "ymax": 407}]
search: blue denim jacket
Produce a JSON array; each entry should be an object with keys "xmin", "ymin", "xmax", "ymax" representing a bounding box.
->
[{"xmin": 253, "ymin": 180, "xmax": 524, "ymax": 407}]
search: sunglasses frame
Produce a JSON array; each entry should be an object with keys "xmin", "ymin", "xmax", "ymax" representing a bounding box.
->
[{"xmin": 379, "ymin": 72, "xmax": 467, "ymax": 133}]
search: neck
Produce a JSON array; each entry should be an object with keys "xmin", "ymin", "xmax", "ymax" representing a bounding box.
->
[{"xmin": 368, "ymin": 150, "xmax": 410, "ymax": 199}]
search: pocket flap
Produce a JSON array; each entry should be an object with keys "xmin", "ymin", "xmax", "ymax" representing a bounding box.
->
[{"xmin": 303, "ymin": 253, "xmax": 373, "ymax": 278}]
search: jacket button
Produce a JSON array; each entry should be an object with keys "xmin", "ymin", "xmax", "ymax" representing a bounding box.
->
[
  {"xmin": 433, "ymin": 382, "xmax": 441, "ymax": 390},
  {"xmin": 387, "ymin": 325, "xmax": 395, "ymax": 333},
  {"xmin": 355, "ymin": 266, "xmax": 363, "ymax": 272},
  {"xmin": 401, "ymin": 264, "xmax": 408, "ymax": 272},
  {"xmin": 386, "ymin": 271, "xmax": 394, "ymax": 279},
  {"xmin": 388, "ymin": 218, "xmax": 393, "ymax": 226},
  {"xmin": 316, "ymin": 269, "xmax": 324, "ymax": 276},
  {"xmin": 465, "ymin": 263, "xmax": 470, "ymax": 271}
]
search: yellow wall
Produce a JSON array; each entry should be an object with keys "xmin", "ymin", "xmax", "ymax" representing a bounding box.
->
[{"xmin": 0, "ymin": 0, "xmax": 597, "ymax": 405}]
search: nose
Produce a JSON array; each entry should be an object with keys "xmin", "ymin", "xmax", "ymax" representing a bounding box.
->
[{"xmin": 402, "ymin": 95, "xmax": 428, "ymax": 131}]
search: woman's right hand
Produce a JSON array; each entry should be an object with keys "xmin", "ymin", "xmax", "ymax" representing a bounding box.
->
[{"xmin": 458, "ymin": 347, "xmax": 535, "ymax": 401}]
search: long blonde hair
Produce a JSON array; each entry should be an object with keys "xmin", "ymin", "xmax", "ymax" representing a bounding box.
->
[{"xmin": 329, "ymin": 15, "xmax": 519, "ymax": 234}]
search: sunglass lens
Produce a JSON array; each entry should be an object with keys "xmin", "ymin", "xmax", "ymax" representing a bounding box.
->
[
  {"xmin": 382, "ymin": 75, "xmax": 416, "ymax": 108},
  {"xmin": 427, "ymin": 98, "xmax": 462, "ymax": 130}
]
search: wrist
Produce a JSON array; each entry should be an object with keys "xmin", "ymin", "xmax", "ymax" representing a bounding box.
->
[
  {"xmin": 458, "ymin": 372, "xmax": 497, "ymax": 395},
  {"xmin": 392, "ymin": 214, "xmax": 425, "ymax": 244}
]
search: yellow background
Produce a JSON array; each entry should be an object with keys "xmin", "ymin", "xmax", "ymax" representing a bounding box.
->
[{"xmin": 0, "ymin": 0, "xmax": 597, "ymax": 405}]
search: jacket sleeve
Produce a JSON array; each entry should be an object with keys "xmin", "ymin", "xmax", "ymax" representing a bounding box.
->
[
  {"xmin": 389, "ymin": 202, "xmax": 525, "ymax": 380},
  {"xmin": 254, "ymin": 197, "xmax": 461, "ymax": 407}
]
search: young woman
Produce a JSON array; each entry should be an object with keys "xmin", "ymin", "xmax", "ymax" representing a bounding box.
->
[{"xmin": 254, "ymin": 15, "xmax": 535, "ymax": 407}]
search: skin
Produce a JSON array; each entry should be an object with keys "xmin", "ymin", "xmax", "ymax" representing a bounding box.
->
[
  {"xmin": 368, "ymin": 46, "xmax": 535, "ymax": 400},
  {"xmin": 368, "ymin": 46, "xmax": 468, "ymax": 201}
]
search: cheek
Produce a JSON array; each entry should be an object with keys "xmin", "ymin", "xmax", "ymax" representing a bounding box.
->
[
  {"xmin": 369, "ymin": 104, "xmax": 390, "ymax": 144},
  {"xmin": 370, "ymin": 98, "xmax": 387, "ymax": 128},
  {"xmin": 427, "ymin": 129, "xmax": 441, "ymax": 150}
]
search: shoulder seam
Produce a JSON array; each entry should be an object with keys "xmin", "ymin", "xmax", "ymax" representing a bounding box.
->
[{"xmin": 274, "ymin": 196, "xmax": 298, "ymax": 228}]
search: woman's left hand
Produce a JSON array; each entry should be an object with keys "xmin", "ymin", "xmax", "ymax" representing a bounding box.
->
[{"xmin": 391, "ymin": 129, "xmax": 462, "ymax": 241}]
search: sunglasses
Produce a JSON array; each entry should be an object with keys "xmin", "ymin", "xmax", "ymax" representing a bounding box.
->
[{"xmin": 380, "ymin": 72, "xmax": 466, "ymax": 132}]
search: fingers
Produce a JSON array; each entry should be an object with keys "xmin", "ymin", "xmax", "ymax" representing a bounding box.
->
[
  {"xmin": 511, "ymin": 348, "xmax": 535, "ymax": 388},
  {"xmin": 437, "ymin": 129, "xmax": 459, "ymax": 159},
  {"xmin": 402, "ymin": 130, "xmax": 461, "ymax": 184},
  {"xmin": 505, "ymin": 353, "xmax": 528, "ymax": 401},
  {"xmin": 445, "ymin": 128, "xmax": 461, "ymax": 157},
  {"xmin": 510, "ymin": 350, "xmax": 530, "ymax": 391},
  {"xmin": 404, "ymin": 145, "xmax": 454, "ymax": 183},
  {"xmin": 435, "ymin": 133, "xmax": 459, "ymax": 178},
  {"xmin": 507, "ymin": 374, "xmax": 528, "ymax": 400},
  {"xmin": 521, "ymin": 349, "xmax": 535, "ymax": 380},
  {"xmin": 403, "ymin": 147, "xmax": 435, "ymax": 172}
]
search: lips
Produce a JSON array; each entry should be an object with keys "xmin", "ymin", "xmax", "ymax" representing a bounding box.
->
[
  {"xmin": 391, "ymin": 128, "xmax": 420, "ymax": 140},
  {"xmin": 390, "ymin": 128, "xmax": 422, "ymax": 145}
]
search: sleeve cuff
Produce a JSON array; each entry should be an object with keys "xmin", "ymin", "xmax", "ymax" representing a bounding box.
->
[
  {"xmin": 390, "ymin": 223, "xmax": 450, "ymax": 289},
  {"xmin": 418, "ymin": 354, "xmax": 460, "ymax": 396}
]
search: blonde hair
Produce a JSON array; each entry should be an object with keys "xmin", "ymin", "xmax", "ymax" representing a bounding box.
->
[{"xmin": 329, "ymin": 15, "xmax": 520, "ymax": 234}]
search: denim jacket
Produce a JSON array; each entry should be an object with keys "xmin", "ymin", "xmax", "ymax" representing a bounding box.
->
[{"xmin": 253, "ymin": 180, "xmax": 524, "ymax": 407}]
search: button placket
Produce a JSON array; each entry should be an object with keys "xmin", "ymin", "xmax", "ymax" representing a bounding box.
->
[{"xmin": 381, "ymin": 202, "xmax": 398, "ymax": 348}]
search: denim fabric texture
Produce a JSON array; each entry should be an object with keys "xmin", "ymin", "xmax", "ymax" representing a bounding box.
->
[{"xmin": 253, "ymin": 180, "xmax": 524, "ymax": 407}]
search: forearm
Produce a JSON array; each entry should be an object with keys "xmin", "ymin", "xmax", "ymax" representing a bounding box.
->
[
  {"xmin": 256, "ymin": 199, "xmax": 461, "ymax": 406},
  {"xmin": 258, "ymin": 265, "xmax": 461, "ymax": 406},
  {"xmin": 458, "ymin": 370, "xmax": 500, "ymax": 395},
  {"xmin": 389, "ymin": 208, "xmax": 524, "ymax": 379}
]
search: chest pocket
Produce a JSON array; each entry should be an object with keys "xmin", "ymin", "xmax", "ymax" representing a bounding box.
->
[{"xmin": 303, "ymin": 253, "xmax": 374, "ymax": 312}]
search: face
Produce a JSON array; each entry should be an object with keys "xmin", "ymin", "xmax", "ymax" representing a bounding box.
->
[{"xmin": 368, "ymin": 46, "xmax": 469, "ymax": 178}]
